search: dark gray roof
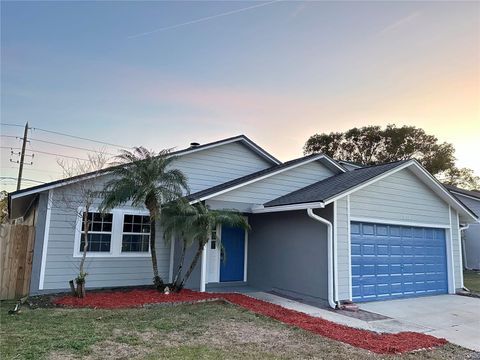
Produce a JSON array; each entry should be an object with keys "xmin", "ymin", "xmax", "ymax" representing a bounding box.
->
[
  {"xmin": 187, "ymin": 154, "xmax": 329, "ymax": 202},
  {"xmin": 444, "ymin": 184, "xmax": 480, "ymax": 200},
  {"xmin": 265, "ymin": 160, "xmax": 409, "ymax": 207}
]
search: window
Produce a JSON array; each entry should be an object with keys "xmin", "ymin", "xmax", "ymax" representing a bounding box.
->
[
  {"xmin": 122, "ymin": 214, "xmax": 150, "ymax": 252},
  {"xmin": 210, "ymin": 227, "xmax": 217, "ymax": 249},
  {"xmin": 79, "ymin": 212, "xmax": 113, "ymax": 252}
]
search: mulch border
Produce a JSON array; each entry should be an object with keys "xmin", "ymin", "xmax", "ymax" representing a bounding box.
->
[{"xmin": 52, "ymin": 289, "xmax": 447, "ymax": 355}]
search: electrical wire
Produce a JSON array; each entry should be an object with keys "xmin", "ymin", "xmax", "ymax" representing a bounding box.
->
[
  {"xmin": 0, "ymin": 176, "xmax": 45, "ymax": 184},
  {"xmin": 31, "ymin": 127, "xmax": 129, "ymax": 149}
]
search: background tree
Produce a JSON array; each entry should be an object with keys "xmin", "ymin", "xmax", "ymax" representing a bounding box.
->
[
  {"xmin": 55, "ymin": 151, "xmax": 108, "ymax": 297},
  {"xmin": 100, "ymin": 147, "xmax": 189, "ymax": 290},
  {"xmin": 304, "ymin": 124, "xmax": 478, "ymax": 190},
  {"xmin": 438, "ymin": 167, "xmax": 480, "ymax": 190},
  {"xmin": 162, "ymin": 200, "xmax": 249, "ymax": 291}
]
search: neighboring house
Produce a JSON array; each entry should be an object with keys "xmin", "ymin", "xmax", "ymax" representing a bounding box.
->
[
  {"xmin": 445, "ymin": 185, "xmax": 480, "ymax": 270},
  {"xmin": 8, "ymin": 135, "xmax": 478, "ymax": 306}
]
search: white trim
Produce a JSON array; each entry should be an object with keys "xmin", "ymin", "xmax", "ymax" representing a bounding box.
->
[
  {"xmin": 38, "ymin": 190, "xmax": 53, "ymax": 290},
  {"xmin": 243, "ymin": 218, "xmax": 249, "ymax": 282},
  {"xmin": 192, "ymin": 155, "xmax": 341, "ymax": 203},
  {"xmin": 169, "ymin": 236, "xmax": 175, "ymax": 283},
  {"xmin": 350, "ymin": 217, "xmax": 450, "ymax": 229},
  {"xmin": 200, "ymin": 243, "xmax": 207, "ymax": 292},
  {"xmin": 333, "ymin": 201, "xmax": 339, "ymax": 302},
  {"xmin": 456, "ymin": 212, "xmax": 464, "ymax": 288},
  {"xmin": 447, "ymin": 206, "xmax": 456, "ymax": 293},
  {"xmin": 252, "ymin": 202, "xmax": 325, "ymax": 213},
  {"xmin": 347, "ymin": 195, "xmax": 352, "ymax": 301},
  {"xmin": 325, "ymin": 160, "xmax": 477, "ymax": 222},
  {"xmin": 73, "ymin": 207, "xmax": 151, "ymax": 258}
]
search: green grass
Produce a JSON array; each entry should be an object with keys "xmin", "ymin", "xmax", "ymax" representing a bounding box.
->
[
  {"xmin": 0, "ymin": 300, "xmax": 475, "ymax": 360},
  {"xmin": 464, "ymin": 270, "xmax": 480, "ymax": 293}
]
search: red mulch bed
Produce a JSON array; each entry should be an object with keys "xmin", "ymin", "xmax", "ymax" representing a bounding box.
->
[{"xmin": 53, "ymin": 289, "xmax": 447, "ymax": 354}]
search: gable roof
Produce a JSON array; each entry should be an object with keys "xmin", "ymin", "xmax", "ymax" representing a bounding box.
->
[
  {"xmin": 265, "ymin": 160, "xmax": 407, "ymax": 207},
  {"xmin": 263, "ymin": 159, "xmax": 478, "ymax": 222},
  {"xmin": 444, "ymin": 184, "xmax": 480, "ymax": 201},
  {"xmin": 9, "ymin": 134, "xmax": 280, "ymax": 200},
  {"xmin": 187, "ymin": 153, "xmax": 345, "ymax": 203}
]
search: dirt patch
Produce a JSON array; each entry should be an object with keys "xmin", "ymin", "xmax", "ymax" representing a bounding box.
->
[{"xmin": 47, "ymin": 340, "xmax": 150, "ymax": 360}]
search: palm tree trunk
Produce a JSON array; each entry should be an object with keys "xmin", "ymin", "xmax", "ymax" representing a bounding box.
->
[
  {"xmin": 172, "ymin": 239, "xmax": 187, "ymax": 291},
  {"xmin": 149, "ymin": 216, "xmax": 164, "ymax": 290},
  {"xmin": 178, "ymin": 239, "xmax": 206, "ymax": 290}
]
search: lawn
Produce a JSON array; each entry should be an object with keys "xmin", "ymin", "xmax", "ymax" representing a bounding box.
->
[
  {"xmin": 464, "ymin": 270, "xmax": 480, "ymax": 294},
  {"xmin": 0, "ymin": 300, "xmax": 476, "ymax": 360}
]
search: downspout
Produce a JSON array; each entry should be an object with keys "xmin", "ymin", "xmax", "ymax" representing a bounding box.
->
[
  {"xmin": 307, "ymin": 208, "xmax": 337, "ymax": 309},
  {"xmin": 460, "ymin": 224, "xmax": 470, "ymax": 271}
]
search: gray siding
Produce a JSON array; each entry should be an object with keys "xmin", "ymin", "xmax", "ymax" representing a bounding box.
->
[
  {"xmin": 349, "ymin": 168, "xmax": 450, "ymax": 225},
  {"xmin": 450, "ymin": 209, "xmax": 462, "ymax": 288},
  {"xmin": 214, "ymin": 161, "xmax": 335, "ymax": 205},
  {"xmin": 455, "ymin": 194, "xmax": 480, "ymax": 269},
  {"xmin": 248, "ymin": 208, "xmax": 331, "ymax": 300},
  {"xmin": 38, "ymin": 141, "xmax": 272, "ymax": 293},
  {"xmin": 173, "ymin": 142, "xmax": 272, "ymax": 194},
  {"xmin": 335, "ymin": 168, "xmax": 462, "ymax": 301},
  {"xmin": 335, "ymin": 197, "xmax": 350, "ymax": 300}
]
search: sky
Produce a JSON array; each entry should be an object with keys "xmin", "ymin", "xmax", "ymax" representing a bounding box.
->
[{"xmin": 1, "ymin": 1, "xmax": 479, "ymax": 192}]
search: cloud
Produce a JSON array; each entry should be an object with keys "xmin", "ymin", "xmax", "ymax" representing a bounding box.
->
[{"xmin": 378, "ymin": 11, "xmax": 421, "ymax": 35}]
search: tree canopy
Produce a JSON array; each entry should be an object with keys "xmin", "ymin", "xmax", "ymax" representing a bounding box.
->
[{"xmin": 304, "ymin": 124, "xmax": 479, "ymax": 190}]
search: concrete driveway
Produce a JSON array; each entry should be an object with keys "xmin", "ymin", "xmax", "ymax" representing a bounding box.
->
[{"xmin": 359, "ymin": 295, "xmax": 480, "ymax": 351}]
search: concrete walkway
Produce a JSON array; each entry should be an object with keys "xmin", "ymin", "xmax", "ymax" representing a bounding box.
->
[{"xmin": 209, "ymin": 287, "xmax": 480, "ymax": 352}]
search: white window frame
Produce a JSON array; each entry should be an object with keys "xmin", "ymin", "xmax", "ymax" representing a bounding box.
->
[
  {"xmin": 119, "ymin": 209, "xmax": 152, "ymax": 257},
  {"xmin": 73, "ymin": 207, "xmax": 151, "ymax": 258}
]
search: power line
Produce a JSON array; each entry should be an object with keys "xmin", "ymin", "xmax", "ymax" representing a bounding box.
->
[
  {"xmin": 0, "ymin": 123, "xmax": 24, "ymax": 128},
  {"xmin": 1, "ymin": 146, "xmax": 89, "ymax": 161},
  {"xmin": 1, "ymin": 166, "xmax": 63, "ymax": 175},
  {"xmin": 28, "ymin": 137, "xmax": 117, "ymax": 156},
  {"xmin": 0, "ymin": 177, "xmax": 45, "ymax": 184},
  {"xmin": 31, "ymin": 127, "xmax": 129, "ymax": 149}
]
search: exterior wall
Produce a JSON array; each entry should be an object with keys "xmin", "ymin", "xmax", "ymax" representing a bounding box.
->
[
  {"xmin": 173, "ymin": 238, "xmax": 201, "ymax": 290},
  {"xmin": 29, "ymin": 192, "xmax": 49, "ymax": 294},
  {"xmin": 34, "ymin": 141, "xmax": 272, "ymax": 293},
  {"xmin": 335, "ymin": 197, "xmax": 351, "ymax": 300},
  {"xmin": 349, "ymin": 168, "xmax": 450, "ymax": 225},
  {"xmin": 248, "ymin": 208, "xmax": 332, "ymax": 300},
  {"xmin": 335, "ymin": 168, "xmax": 460, "ymax": 301},
  {"xmin": 173, "ymin": 142, "xmax": 272, "ymax": 194},
  {"xmin": 213, "ymin": 161, "xmax": 335, "ymax": 205},
  {"xmin": 454, "ymin": 194, "xmax": 480, "ymax": 270}
]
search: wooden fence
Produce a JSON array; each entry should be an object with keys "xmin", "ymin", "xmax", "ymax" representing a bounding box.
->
[{"xmin": 0, "ymin": 224, "xmax": 35, "ymax": 300}]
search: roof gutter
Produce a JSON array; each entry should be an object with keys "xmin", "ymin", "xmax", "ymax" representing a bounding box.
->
[
  {"xmin": 251, "ymin": 202, "xmax": 325, "ymax": 213},
  {"xmin": 306, "ymin": 208, "xmax": 337, "ymax": 309}
]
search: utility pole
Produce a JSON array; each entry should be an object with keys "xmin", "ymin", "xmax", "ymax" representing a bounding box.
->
[{"xmin": 16, "ymin": 122, "xmax": 29, "ymax": 190}]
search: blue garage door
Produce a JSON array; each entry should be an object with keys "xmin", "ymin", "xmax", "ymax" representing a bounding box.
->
[{"xmin": 351, "ymin": 222, "xmax": 448, "ymax": 302}]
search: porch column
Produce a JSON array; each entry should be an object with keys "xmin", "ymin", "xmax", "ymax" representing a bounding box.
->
[{"xmin": 200, "ymin": 243, "xmax": 207, "ymax": 292}]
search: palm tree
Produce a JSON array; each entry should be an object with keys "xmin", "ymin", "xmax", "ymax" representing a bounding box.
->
[
  {"xmin": 101, "ymin": 147, "xmax": 189, "ymax": 289},
  {"xmin": 162, "ymin": 200, "xmax": 250, "ymax": 291}
]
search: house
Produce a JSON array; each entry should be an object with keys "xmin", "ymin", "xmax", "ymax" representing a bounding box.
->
[
  {"xmin": 8, "ymin": 135, "xmax": 478, "ymax": 306},
  {"xmin": 445, "ymin": 185, "xmax": 480, "ymax": 270}
]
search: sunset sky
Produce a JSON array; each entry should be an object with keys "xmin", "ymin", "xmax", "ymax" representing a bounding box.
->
[{"xmin": 1, "ymin": 1, "xmax": 479, "ymax": 192}]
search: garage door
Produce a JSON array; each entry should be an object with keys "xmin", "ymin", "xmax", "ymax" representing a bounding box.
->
[{"xmin": 351, "ymin": 222, "xmax": 448, "ymax": 302}]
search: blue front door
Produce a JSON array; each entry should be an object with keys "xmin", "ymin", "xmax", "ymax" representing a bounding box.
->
[
  {"xmin": 351, "ymin": 222, "xmax": 448, "ymax": 302},
  {"xmin": 220, "ymin": 225, "xmax": 245, "ymax": 282}
]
